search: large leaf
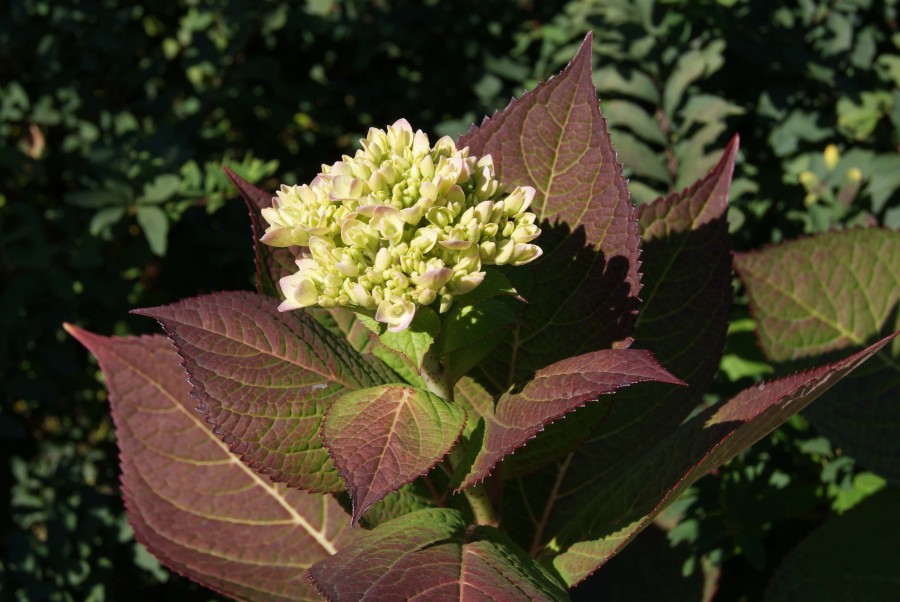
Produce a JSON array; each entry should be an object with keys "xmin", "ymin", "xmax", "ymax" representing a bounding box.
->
[
  {"xmin": 543, "ymin": 334, "xmax": 896, "ymax": 586},
  {"xmin": 765, "ymin": 488, "xmax": 900, "ymax": 602},
  {"xmin": 505, "ymin": 136, "xmax": 739, "ymax": 479},
  {"xmin": 307, "ymin": 508, "xmax": 570, "ymax": 601},
  {"xmin": 224, "ymin": 167, "xmax": 297, "ymax": 298},
  {"xmin": 135, "ymin": 291, "xmax": 394, "ymax": 493},
  {"xmin": 323, "ymin": 385, "xmax": 466, "ymax": 524},
  {"xmin": 456, "ymin": 349, "xmax": 685, "ymax": 491},
  {"xmin": 459, "ymin": 31, "xmax": 642, "ymax": 388},
  {"xmin": 735, "ymin": 228, "xmax": 900, "ymax": 483},
  {"xmin": 66, "ymin": 325, "xmax": 355, "ymax": 602}
]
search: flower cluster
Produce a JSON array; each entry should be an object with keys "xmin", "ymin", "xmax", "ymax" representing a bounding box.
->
[{"xmin": 261, "ymin": 119, "xmax": 542, "ymax": 331}]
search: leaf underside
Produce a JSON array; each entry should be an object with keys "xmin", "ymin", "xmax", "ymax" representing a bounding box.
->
[
  {"xmin": 548, "ymin": 334, "xmax": 897, "ymax": 586},
  {"xmin": 459, "ymin": 31, "xmax": 642, "ymax": 390},
  {"xmin": 66, "ymin": 326, "xmax": 354, "ymax": 602},
  {"xmin": 134, "ymin": 291, "xmax": 394, "ymax": 493},
  {"xmin": 735, "ymin": 228, "xmax": 900, "ymax": 484},
  {"xmin": 307, "ymin": 508, "xmax": 570, "ymax": 602},
  {"xmin": 323, "ymin": 385, "xmax": 466, "ymax": 524}
]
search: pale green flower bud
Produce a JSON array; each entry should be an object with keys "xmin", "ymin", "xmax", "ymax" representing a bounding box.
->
[
  {"xmin": 263, "ymin": 119, "xmax": 543, "ymax": 331},
  {"xmin": 376, "ymin": 296, "xmax": 416, "ymax": 332}
]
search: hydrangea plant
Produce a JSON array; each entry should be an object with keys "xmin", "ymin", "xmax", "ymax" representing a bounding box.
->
[{"xmin": 68, "ymin": 34, "xmax": 898, "ymax": 601}]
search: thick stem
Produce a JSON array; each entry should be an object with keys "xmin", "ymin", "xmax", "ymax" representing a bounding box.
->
[
  {"xmin": 449, "ymin": 446, "xmax": 499, "ymax": 527},
  {"xmin": 420, "ymin": 347, "xmax": 499, "ymax": 527}
]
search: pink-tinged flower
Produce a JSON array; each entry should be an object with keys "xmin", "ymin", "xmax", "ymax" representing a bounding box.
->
[{"xmin": 260, "ymin": 119, "xmax": 543, "ymax": 331}]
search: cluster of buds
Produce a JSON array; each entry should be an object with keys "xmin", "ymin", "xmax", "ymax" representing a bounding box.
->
[{"xmin": 261, "ymin": 119, "xmax": 542, "ymax": 331}]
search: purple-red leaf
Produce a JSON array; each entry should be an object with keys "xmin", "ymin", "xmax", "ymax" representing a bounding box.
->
[
  {"xmin": 322, "ymin": 385, "xmax": 466, "ymax": 525},
  {"xmin": 735, "ymin": 228, "xmax": 900, "ymax": 483},
  {"xmin": 134, "ymin": 291, "xmax": 394, "ymax": 493},
  {"xmin": 66, "ymin": 325, "xmax": 355, "ymax": 602},
  {"xmin": 307, "ymin": 508, "xmax": 570, "ymax": 601},
  {"xmin": 459, "ymin": 32, "xmax": 642, "ymax": 386},
  {"xmin": 456, "ymin": 349, "xmax": 685, "ymax": 491},
  {"xmin": 224, "ymin": 167, "xmax": 299, "ymax": 298},
  {"xmin": 503, "ymin": 137, "xmax": 738, "ymax": 477},
  {"xmin": 545, "ymin": 333, "xmax": 897, "ymax": 587}
]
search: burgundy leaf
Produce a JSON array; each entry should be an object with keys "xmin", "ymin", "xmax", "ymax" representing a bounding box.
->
[
  {"xmin": 545, "ymin": 333, "xmax": 897, "ymax": 587},
  {"xmin": 322, "ymin": 385, "xmax": 466, "ymax": 524},
  {"xmin": 134, "ymin": 291, "xmax": 394, "ymax": 493},
  {"xmin": 459, "ymin": 32, "xmax": 642, "ymax": 387},
  {"xmin": 224, "ymin": 167, "xmax": 299, "ymax": 298},
  {"xmin": 66, "ymin": 325, "xmax": 355, "ymax": 602},
  {"xmin": 307, "ymin": 508, "xmax": 569, "ymax": 601},
  {"xmin": 456, "ymin": 349, "xmax": 685, "ymax": 491},
  {"xmin": 503, "ymin": 139, "xmax": 738, "ymax": 479}
]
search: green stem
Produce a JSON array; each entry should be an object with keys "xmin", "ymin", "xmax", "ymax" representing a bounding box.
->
[{"xmin": 419, "ymin": 347, "xmax": 499, "ymax": 527}]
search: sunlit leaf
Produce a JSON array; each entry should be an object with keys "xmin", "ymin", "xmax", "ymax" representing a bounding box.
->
[
  {"xmin": 307, "ymin": 508, "xmax": 570, "ymax": 601},
  {"xmin": 66, "ymin": 325, "xmax": 355, "ymax": 602},
  {"xmin": 459, "ymin": 32, "xmax": 642, "ymax": 388},
  {"xmin": 134, "ymin": 291, "xmax": 394, "ymax": 492},
  {"xmin": 323, "ymin": 385, "xmax": 465, "ymax": 524}
]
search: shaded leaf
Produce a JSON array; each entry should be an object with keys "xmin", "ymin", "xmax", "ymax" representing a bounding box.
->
[
  {"xmin": 735, "ymin": 228, "xmax": 900, "ymax": 483},
  {"xmin": 571, "ymin": 524, "xmax": 706, "ymax": 602},
  {"xmin": 136, "ymin": 205, "xmax": 169, "ymax": 256},
  {"xmin": 307, "ymin": 508, "xmax": 570, "ymax": 601},
  {"xmin": 224, "ymin": 166, "xmax": 298, "ymax": 298},
  {"xmin": 141, "ymin": 173, "xmax": 181, "ymax": 203},
  {"xmin": 134, "ymin": 291, "xmax": 394, "ymax": 493},
  {"xmin": 502, "ymin": 137, "xmax": 737, "ymax": 480},
  {"xmin": 765, "ymin": 489, "xmax": 900, "ymax": 602},
  {"xmin": 356, "ymin": 482, "xmax": 439, "ymax": 530},
  {"xmin": 66, "ymin": 325, "xmax": 355, "ymax": 602},
  {"xmin": 456, "ymin": 349, "xmax": 685, "ymax": 491},
  {"xmin": 323, "ymin": 385, "xmax": 465, "ymax": 524},
  {"xmin": 442, "ymin": 300, "xmax": 515, "ymax": 386},
  {"xmin": 545, "ymin": 334, "xmax": 896, "ymax": 586},
  {"xmin": 459, "ymin": 32, "xmax": 642, "ymax": 387}
]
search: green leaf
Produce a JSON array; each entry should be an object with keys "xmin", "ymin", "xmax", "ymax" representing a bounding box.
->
[
  {"xmin": 441, "ymin": 300, "xmax": 513, "ymax": 385},
  {"xmin": 602, "ymin": 99, "xmax": 667, "ymax": 146},
  {"xmin": 735, "ymin": 229, "xmax": 900, "ymax": 484},
  {"xmin": 376, "ymin": 307, "xmax": 440, "ymax": 371},
  {"xmin": 765, "ymin": 489, "xmax": 900, "ymax": 602},
  {"xmin": 64, "ymin": 189, "xmax": 126, "ymax": 208},
  {"xmin": 140, "ymin": 174, "xmax": 181, "ymax": 204},
  {"xmin": 65, "ymin": 326, "xmax": 356, "ymax": 602},
  {"xmin": 357, "ymin": 482, "xmax": 438, "ymax": 529},
  {"xmin": 88, "ymin": 206, "xmax": 125, "ymax": 237},
  {"xmin": 135, "ymin": 205, "xmax": 169, "ymax": 256},
  {"xmin": 307, "ymin": 508, "xmax": 570, "ymax": 601},
  {"xmin": 323, "ymin": 385, "xmax": 465, "ymax": 524}
]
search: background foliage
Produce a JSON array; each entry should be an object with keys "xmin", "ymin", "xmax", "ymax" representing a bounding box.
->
[{"xmin": 1, "ymin": 0, "xmax": 897, "ymax": 600}]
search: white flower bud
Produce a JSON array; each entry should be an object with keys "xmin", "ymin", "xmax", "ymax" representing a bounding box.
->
[{"xmin": 261, "ymin": 120, "xmax": 543, "ymax": 330}]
